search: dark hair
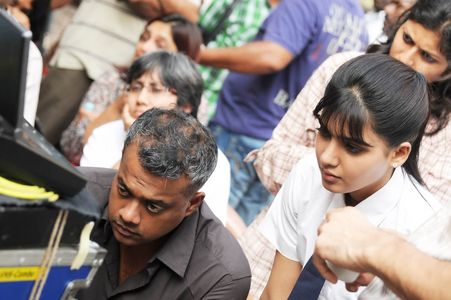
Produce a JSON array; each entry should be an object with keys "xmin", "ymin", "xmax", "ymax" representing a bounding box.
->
[
  {"xmin": 126, "ymin": 51, "xmax": 203, "ymax": 118},
  {"xmin": 124, "ymin": 108, "xmax": 218, "ymax": 195},
  {"xmin": 367, "ymin": 0, "xmax": 451, "ymax": 135},
  {"xmin": 147, "ymin": 14, "xmax": 203, "ymax": 61},
  {"xmin": 313, "ymin": 54, "xmax": 430, "ymax": 184}
]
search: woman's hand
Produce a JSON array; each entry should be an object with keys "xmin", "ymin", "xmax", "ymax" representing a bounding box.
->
[
  {"xmin": 122, "ymin": 103, "xmax": 136, "ymax": 131},
  {"xmin": 8, "ymin": 5, "xmax": 30, "ymax": 29}
]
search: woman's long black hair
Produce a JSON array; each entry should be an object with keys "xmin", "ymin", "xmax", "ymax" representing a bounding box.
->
[
  {"xmin": 314, "ymin": 54, "xmax": 430, "ymax": 184},
  {"xmin": 367, "ymin": 0, "xmax": 451, "ymax": 135}
]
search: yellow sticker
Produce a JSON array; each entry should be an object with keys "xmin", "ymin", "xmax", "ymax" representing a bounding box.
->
[{"xmin": 0, "ymin": 267, "xmax": 40, "ymax": 282}]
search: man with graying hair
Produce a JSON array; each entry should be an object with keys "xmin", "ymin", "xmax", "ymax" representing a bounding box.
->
[{"xmin": 77, "ymin": 108, "xmax": 251, "ymax": 299}]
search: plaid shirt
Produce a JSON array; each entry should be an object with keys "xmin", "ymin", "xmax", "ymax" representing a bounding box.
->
[
  {"xmin": 244, "ymin": 52, "xmax": 451, "ymax": 298},
  {"xmin": 237, "ymin": 208, "xmax": 274, "ymax": 299},
  {"xmin": 199, "ymin": 0, "xmax": 270, "ymax": 118}
]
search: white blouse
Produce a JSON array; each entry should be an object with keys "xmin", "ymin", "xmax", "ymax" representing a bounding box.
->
[{"xmin": 260, "ymin": 153, "xmax": 441, "ymax": 299}]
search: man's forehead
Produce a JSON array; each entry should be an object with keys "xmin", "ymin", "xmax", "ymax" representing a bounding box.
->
[{"xmin": 120, "ymin": 148, "xmax": 191, "ymax": 196}]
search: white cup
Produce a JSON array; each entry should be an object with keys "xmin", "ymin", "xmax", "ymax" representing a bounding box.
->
[{"xmin": 325, "ymin": 261, "xmax": 359, "ymax": 283}]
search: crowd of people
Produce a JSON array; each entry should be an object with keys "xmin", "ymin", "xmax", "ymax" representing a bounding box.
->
[{"xmin": 2, "ymin": 0, "xmax": 450, "ymax": 298}]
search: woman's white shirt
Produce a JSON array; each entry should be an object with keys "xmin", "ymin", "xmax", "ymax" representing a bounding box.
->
[{"xmin": 260, "ymin": 153, "xmax": 441, "ymax": 299}]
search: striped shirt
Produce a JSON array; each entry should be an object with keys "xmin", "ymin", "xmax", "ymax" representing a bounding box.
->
[{"xmin": 50, "ymin": 0, "xmax": 146, "ymax": 81}]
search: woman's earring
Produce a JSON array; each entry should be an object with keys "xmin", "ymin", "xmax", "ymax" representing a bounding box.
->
[{"xmin": 392, "ymin": 163, "xmax": 398, "ymax": 168}]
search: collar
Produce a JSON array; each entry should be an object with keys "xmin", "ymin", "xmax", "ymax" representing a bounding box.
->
[
  {"xmin": 99, "ymin": 203, "xmax": 200, "ymax": 279},
  {"xmin": 153, "ymin": 207, "xmax": 199, "ymax": 278},
  {"xmin": 354, "ymin": 167, "xmax": 405, "ymax": 227}
]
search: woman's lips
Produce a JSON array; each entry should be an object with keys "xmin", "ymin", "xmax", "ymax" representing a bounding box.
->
[{"xmin": 321, "ymin": 169, "xmax": 341, "ymax": 184}]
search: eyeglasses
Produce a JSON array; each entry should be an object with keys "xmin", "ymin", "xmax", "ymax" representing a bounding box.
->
[{"xmin": 127, "ymin": 82, "xmax": 175, "ymax": 96}]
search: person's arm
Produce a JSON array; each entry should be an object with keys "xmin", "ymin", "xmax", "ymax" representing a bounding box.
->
[
  {"xmin": 253, "ymin": 52, "xmax": 360, "ymax": 194},
  {"xmin": 260, "ymin": 251, "xmax": 302, "ymax": 300},
  {"xmin": 202, "ymin": 275, "xmax": 251, "ymax": 300},
  {"xmin": 126, "ymin": 0, "xmax": 199, "ymax": 22},
  {"xmin": 199, "ymin": 41, "xmax": 293, "ymax": 74},
  {"xmin": 202, "ymin": 277, "xmax": 250, "ymax": 299},
  {"xmin": 225, "ymin": 206, "xmax": 247, "ymax": 239},
  {"xmin": 258, "ymin": 159, "xmax": 315, "ymax": 299},
  {"xmin": 370, "ymin": 238, "xmax": 451, "ymax": 300},
  {"xmin": 237, "ymin": 208, "xmax": 275, "ymax": 300},
  {"xmin": 313, "ymin": 207, "xmax": 451, "ymax": 300},
  {"xmin": 62, "ymin": 71, "xmax": 122, "ymax": 161},
  {"xmin": 8, "ymin": 5, "xmax": 30, "ymax": 28},
  {"xmin": 164, "ymin": 0, "xmax": 199, "ymax": 22}
]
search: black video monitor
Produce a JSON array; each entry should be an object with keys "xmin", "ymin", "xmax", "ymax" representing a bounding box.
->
[
  {"xmin": 0, "ymin": 9, "xmax": 87, "ymax": 196},
  {"xmin": 0, "ymin": 9, "xmax": 30, "ymax": 129}
]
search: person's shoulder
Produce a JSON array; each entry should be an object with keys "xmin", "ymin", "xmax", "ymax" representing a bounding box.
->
[
  {"xmin": 395, "ymin": 169, "xmax": 442, "ymax": 232},
  {"xmin": 96, "ymin": 69, "xmax": 122, "ymax": 83},
  {"xmin": 402, "ymin": 170, "xmax": 441, "ymax": 210},
  {"xmin": 187, "ymin": 206, "xmax": 251, "ymax": 296},
  {"xmin": 93, "ymin": 119, "xmax": 124, "ymax": 136},
  {"xmin": 88, "ymin": 120, "xmax": 125, "ymax": 145},
  {"xmin": 282, "ymin": 153, "xmax": 326, "ymax": 207},
  {"xmin": 78, "ymin": 167, "xmax": 116, "ymax": 184},
  {"xmin": 77, "ymin": 167, "xmax": 116, "ymax": 207},
  {"xmin": 196, "ymin": 206, "xmax": 250, "ymax": 277},
  {"xmin": 290, "ymin": 153, "xmax": 321, "ymax": 182},
  {"xmin": 322, "ymin": 51, "xmax": 363, "ymax": 70}
]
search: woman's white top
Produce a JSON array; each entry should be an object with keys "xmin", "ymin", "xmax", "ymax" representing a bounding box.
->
[
  {"xmin": 260, "ymin": 153, "xmax": 441, "ymax": 299},
  {"xmin": 80, "ymin": 120, "xmax": 230, "ymax": 225}
]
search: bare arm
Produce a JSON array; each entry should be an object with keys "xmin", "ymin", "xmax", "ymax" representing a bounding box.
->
[
  {"xmin": 314, "ymin": 207, "xmax": 451, "ymax": 300},
  {"xmin": 199, "ymin": 41, "xmax": 293, "ymax": 74},
  {"xmin": 126, "ymin": 0, "xmax": 199, "ymax": 22},
  {"xmin": 370, "ymin": 238, "xmax": 451, "ymax": 300},
  {"xmin": 164, "ymin": 0, "xmax": 199, "ymax": 22},
  {"xmin": 260, "ymin": 251, "xmax": 302, "ymax": 300}
]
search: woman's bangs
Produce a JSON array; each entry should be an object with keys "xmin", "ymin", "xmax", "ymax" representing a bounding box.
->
[{"xmin": 317, "ymin": 94, "xmax": 370, "ymax": 146}]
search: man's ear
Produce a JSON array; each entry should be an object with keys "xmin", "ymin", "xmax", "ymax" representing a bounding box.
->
[
  {"xmin": 390, "ymin": 142, "xmax": 411, "ymax": 168},
  {"xmin": 185, "ymin": 191, "xmax": 204, "ymax": 216}
]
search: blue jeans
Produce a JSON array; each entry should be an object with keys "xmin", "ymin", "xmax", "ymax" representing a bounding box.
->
[{"xmin": 209, "ymin": 124, "xmax": 274, "ymax": 225}]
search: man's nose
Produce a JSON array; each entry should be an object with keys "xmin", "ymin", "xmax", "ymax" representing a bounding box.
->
[{"xmin": 119, "ymin": 199, "xmax": 141, "ymax": 225}]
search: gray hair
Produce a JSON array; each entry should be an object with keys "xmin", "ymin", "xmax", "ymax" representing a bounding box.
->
[
  {"xmin": 126, "ymin": 51, "xmax": 203, "ymax": 118},
  {"xmin": 124, "ymin": 108, "xmax": 218, "ymax": 195}
]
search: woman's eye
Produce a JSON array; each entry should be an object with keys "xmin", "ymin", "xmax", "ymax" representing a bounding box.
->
[
  {"xmin": 402, "ymin": 32, "xmax": 413, "ymax": 45},
  {"xmin": 317, "ymin": 126, "xmax": 331, "ymax": 138},
  {"xmin": 344, "ymin": 142, "xmax": 363, "ymax": 154},
  {"xmin": 420, "ymin": 51, "xmax": 435, "ymax": 63},
  {"xmin": 129, "ymin": 84, "xmax": 142, "ymax": 93},
  {"xmin": 146, "ymin": 202, "xmax": 162, "ymax": 214},
  {"xmin": 140, "ymin": 32, "xmax": 150, "ymax": 42}
]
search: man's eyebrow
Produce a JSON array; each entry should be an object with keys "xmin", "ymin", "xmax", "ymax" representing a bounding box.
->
[
  {"xmin": 118, "ymin": 176, "xmax": 171, "ymax": 207},
  {"xmin": 117, "ymin": 177, "xmax": 131, "ymax": 192},
  {"xmin": 141, "ymin": 198, "xmax": 169, "ymax": 207}
]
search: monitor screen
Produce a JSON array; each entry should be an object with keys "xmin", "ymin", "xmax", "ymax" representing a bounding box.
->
[{"xmin": 0, "ymin": 9, "xmax": 31, "ymax": 128}]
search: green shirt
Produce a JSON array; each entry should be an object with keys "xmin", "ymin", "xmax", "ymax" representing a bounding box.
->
[{"xmin": 199, "ymin": 0, "xmax": 270, "ymax": 118}]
